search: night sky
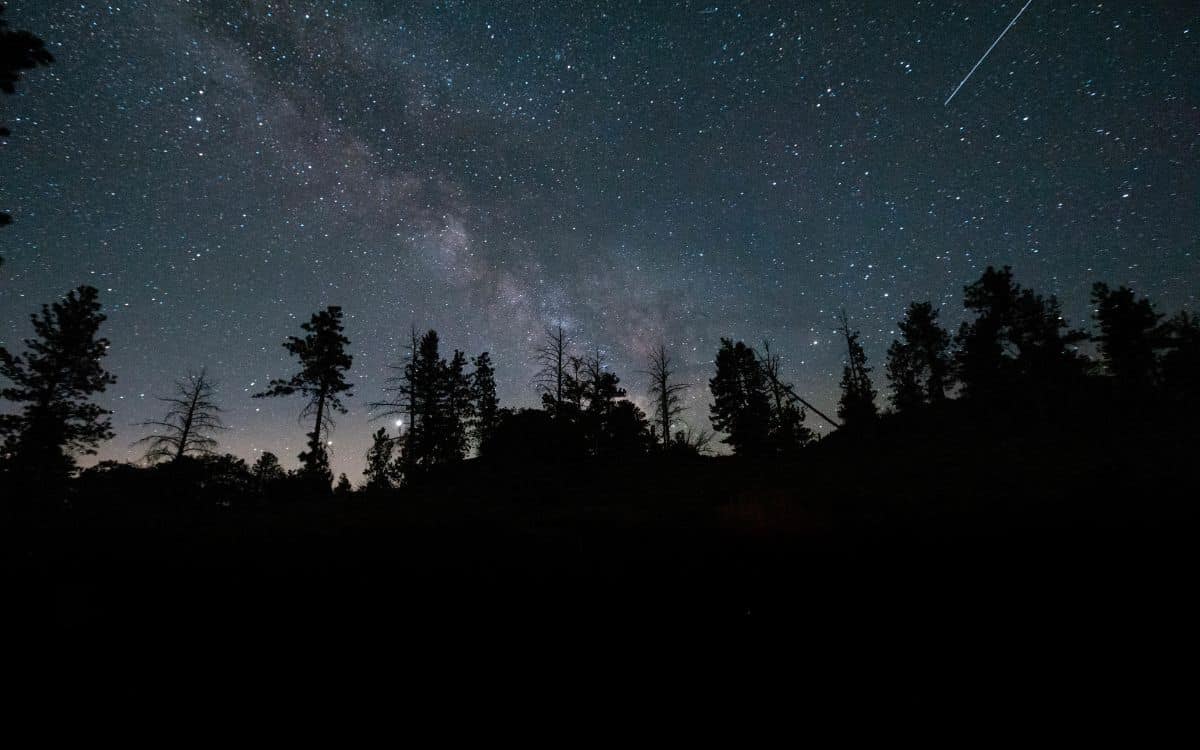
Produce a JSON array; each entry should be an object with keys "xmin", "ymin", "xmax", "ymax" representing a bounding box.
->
[{"xmin": 1, "ymin": 1, "xmax": 1196, "ymax": 477}]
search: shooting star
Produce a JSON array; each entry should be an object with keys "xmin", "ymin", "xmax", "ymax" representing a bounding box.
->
[{"xmin": 944, "ymin": 0, "xmax": 1035, "ymax": 106}]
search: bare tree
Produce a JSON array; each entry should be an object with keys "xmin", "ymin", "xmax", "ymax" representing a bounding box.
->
[
  {"xmin": 643, "ymin": 344, "xmax": 688, "ymax": 451},
  {"xmin": 370, "ymin": 324, "xmax": 420, "ymax": 429},
  {"xmin": 676, "ymin": 424, "xmax": 714, "ymax": 455},
  {"xmin": 134, "ymin": 368, "xmax": 224, "ymax": 463},
  {"xmin": 534, "ymin": 324, "xmax": 570, "ymax": 409}
]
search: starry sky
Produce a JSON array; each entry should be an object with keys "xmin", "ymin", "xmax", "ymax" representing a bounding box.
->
[{"xmin": 1, "ymin": 1, "xmax": 1197, "ymax": 477}]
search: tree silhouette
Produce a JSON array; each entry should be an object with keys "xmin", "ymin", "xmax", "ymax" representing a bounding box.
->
[
  {"xmin": 1160, "ymin": 311, "xmax": 1200, "ymax": 404},
  {"xmin": 956, "ymin": 266, "xmax": 1086, "ymax": 404},
  {"xmin": 439, "ymin": 349, "xmax": 474, "ymax": 464},
  {"xmin": 363, "ymin": 427, "xmax": 396, "ymax": 491},
  {"xmin": 576, "ymin": 349, "xmax": 635, "ymax": 456},
  {"xmin": 254, "ymin": 306, "xmax": 353, "ymax": 487},
  {"xmin": 535, "ymin": 325, "xmax": 570, "ymax": 413},
  {"xmin": 251, "ymin": 451, "xmax": 286, "ymax": 489},
  {"xmin": 471, "ymin": 352, "xmax": 500, "ymax": 451},
  {"xmin": 370, "ymin": 325, "xmax": 420, "ymax": 470},
  {"xmin": 759, "ymin": 341, "xmax": 813, "ymax": 453},
  {"xmin": 886, "ymin": 302, "xmax": 952, "ymax": 412},
  {"xmin": 133, "ymin": 368, "xmax": 224, "ymax": 464},
  {"xmin": 0, "ymin": 6, "xmax": 54, "ymax": 231},
  {"xmin": 374, "ymin": 329, "xmax": 476, "ymax": 479},
  {"xmin": 837, "ymin": 311, "xmax": 878, "ymax": 428},
  {"xmin": 0, "ymin": 286, "xmax": 116, "ymax": 484},
  {"xmin": 644, "ymin": 344, "xmax": 688, "ymax": 452},
  {"xmin": 709, "ymin": 338, "xmax": 772, "ymax": 455},
  {"xmin": 1091, "ymin": 283, "xmax": 1162, "ymax": 394}
]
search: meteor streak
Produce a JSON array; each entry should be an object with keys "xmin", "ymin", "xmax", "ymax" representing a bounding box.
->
[{"xmin": 944, "ymin": 0, "xmax": 1035, "ymax": 106}]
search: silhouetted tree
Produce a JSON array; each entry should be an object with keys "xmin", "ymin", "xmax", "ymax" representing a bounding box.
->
[
  {"xmin": 133, "ymin": 368, "xmax": 224, "ymax": 463},
  {"xmin": 471, "ymin": 352, "xmax": 499, "ymax": 450},
  {"xmin": 644, "ymin": 344, "xmax": 688, "ymax": 453},
  {"xmin": 0, "ymin": 286, "xmax": 115, "ymax": 485},
  {"xmin": 605, "ymin": 399, "xmax": 651, "ymax": 456},
  {"xmin": 1160, "ymin": 311, "xmax": 1200, "ymax": 404},
  {"xmin": 709, "ymin": 338, "xmax": 772, "ymax": 455},
  {"xmin": 254, "ymin": 306, "xmax": 353, "ymax": 488},
  {"xmin": 1091, "ymin": 283, "xmax": 1162, "ymax": 393},
  {"xmin": 363, "ymin": 427, "xmax": 396, "ymax": 491},
  {"xmin": 759, "ymin": 340, "xmax": 813, "ymax": 454},
  {"xmin": 535, "ymin": 325, "xmax": 570, "ymax": 413},
  {"xmin": 886, "ymin": 302, "xmax": 952, "ymax": 412},
  {"xmin": 0, "ymin": 6, "xmax": 54, "ymax": 231},
  {"xmin": 334, "ymin": 473, "xmax": 353, "ymax": 497},
  {"xmin": 837, "ymin": 311, "xmax": 878, "ymax": 428},
  {"xmin": 955, "ymin": 266, "xmax": 1086, "ymax": 405},
  {"xmin": 673, "ymin": 424, "xmax": 715, "ymax": 456},
  {"xmin": 376, "ymin": 330, "xmax": 476, "ymax": 479},
  {"xmin": 369, "ymin": 325, "xmax": 420, "ymax": 469},
  {"xmin": 438, "ymin": 349, "xmax": 474, "ymax": 464},
  {"xmin": 574, "ymin": 349, "xmax": 646, "ymax": 456},
  {"xmin": 251, "ymin": 451, "xmax": 286, "ymax": 491}
]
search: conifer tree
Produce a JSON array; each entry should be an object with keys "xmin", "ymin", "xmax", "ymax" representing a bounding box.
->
[
  {"xmin": 254, "ymin": 306, "xmax": 353, "ymax": 487},
  {"xmin": 0, "ymin": 286, "xmax": 116, "ymax": 483},
  {"xmin": 0, "ymin": 6, "xmax": 54, "ymax": 233},
  {"xmin": 1160, "ymin": 311, "xmax": 1200, "ymax": 404},
  {"xmin": 956, "ymin": 267, "xmax": 1086, "ymax": 403},
  {"xmin": 1091, "ymin": 283, "xmax": 1162, "ymax": 393},
  {"xmin": 708, "ymin": 338, "xmax": 772, "ymax": 455},
  {"xmin": 886, "ymin": 302, "xmax": 951, "ymax": 412},
  {"xmin": 252, "ymin": 451, "xmax": 285, "ymax": 486},
  {"xmin": 439, "ymin": 349, "xmax": 474, "ymax": 463},
  {"xmin": 363, "ymin": 427, "xmax": 396, "ymax": 490},
  {"xmin": 837, "ymin": 311, "xmax": 878, "ymax": 428},
  {"xmin": 470, "ymin": 352, "xmax": 500, "ymax": 451}
]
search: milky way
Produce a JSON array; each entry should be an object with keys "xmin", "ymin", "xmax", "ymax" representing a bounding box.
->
[{"xmin": 1, "ymin": 1, "xmax": 1196, "ymax": 476}]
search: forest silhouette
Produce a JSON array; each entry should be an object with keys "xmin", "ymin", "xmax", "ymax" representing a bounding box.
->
[{"xmin": 1, "ymin": 11, "xmax": 1196, "ymax": 712}]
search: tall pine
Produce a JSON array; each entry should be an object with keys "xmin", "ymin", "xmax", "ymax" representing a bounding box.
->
[
  {"xmin": 255, "ymin": 306, "xmax": 353, "ymax": 487},
  {"xmin": 0, "ymin": 286, "xmax": 116, "ymax": 484}
]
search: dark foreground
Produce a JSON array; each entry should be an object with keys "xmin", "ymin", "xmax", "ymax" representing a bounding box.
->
[{"xmin": 5, "ymin": 412, "xmax": 1196, "ymax": 713}]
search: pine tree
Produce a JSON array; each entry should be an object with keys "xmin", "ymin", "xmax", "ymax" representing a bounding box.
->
[
  {"xmin": 254, "ymin": 306, "xmax": 353, "ymax": 488},
  {"xmin": 708, "ymin": 338, "xmax": 772, "ymax": 455},
  {"xmin": 1160, "ymin": 311, "xmax": 1200, "ymax": 405},
  {"xmin": 577, "ymin": 350, "xmax": 631, "ymax": 456},
  {"xmin": 886, "ymin": 302, "xmax": 952, "ymax": 412},
  {"xmin": 956, "ymin": 266, "xmax": 1019, "ymax": 401},
  {"xmin": 837, "ymin": 311, "xmax": 878, "ymax": 428},
  {"xmin": 439, "ymin": 349, "xmax": 474, "ymax": 464},
  {"xmin": 1091, "ymin": 283, "xmax": 1162, "ymax": 393},
  {"xmin": 470, "ymin": 352, "xmax": 500, "ymax": 451},
  {"xmin": 134, "ymin": 368, "xmax": 224, "ymax": 463},
  {"xmin": 0, "ymin": 286, "xmax": 116, "ymax": 483},
  {"xmin": 363, "ymin": 427, "xmax": 396, "ymax": 490},
  {"xmin": 0, "ymin": 7, "xmax": 54, "ymax": 232},
  {"xmin": 644, "ymin": 344, "xmax": 688, "ymax": 453},
  {"xmin": 252, "ymin": 451, "xmax": 286, "ymax": 486},
  {"xmin": 956, "ymin": 267, "xmax": 1086, "ymax": 404}
]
